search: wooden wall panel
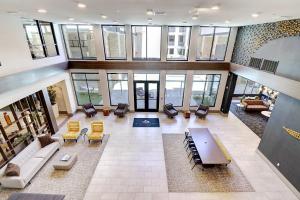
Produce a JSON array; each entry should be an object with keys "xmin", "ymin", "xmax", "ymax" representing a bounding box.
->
[{"xmin": 68, "ymin": 61, "xmax": 230, "ymax": 71}]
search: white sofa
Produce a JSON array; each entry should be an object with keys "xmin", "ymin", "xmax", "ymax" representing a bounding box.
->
[{"xmin": 0, "ymin": 137, "xmax": 61, "ymax": 188}]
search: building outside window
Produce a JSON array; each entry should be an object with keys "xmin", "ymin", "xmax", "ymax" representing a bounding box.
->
[
  {"xmin": 196, "ymin": 27, "xmax": 230, "ymax": 61},
  {"xmin": 131, "ymin": 26, "xmax": 161, "ymax": 60},
  {"xmin": 23, "ymin": 19, "xmax": 59, "ymax": 59},
  {"xmin": 167, "ymin": 26, "xmax": 191, "ymax": 61},
  {"xmin": 234, "ymin": 76, "xmax": 261, "ymax": 95},
  {"xmin": 107, "ymin": 73, "xmax": 129, "ymax": 105},
  {"xmin": 102, "ymin": 25, "xmax": 126, "ymax": 60},
  {"xmin": 62, "ymin": 25, "xmax": 96, "ymax": 60},
  {"xmin": 190, "ymin": 74, "xmax": 221, "ymax": 107},
  {"xmin": 165, "ymin": 74, "xmax": 186, "ymax": 106},
  {"xmin": 72, "ymin": 73, "xmax": 102, "ymax": 106}
]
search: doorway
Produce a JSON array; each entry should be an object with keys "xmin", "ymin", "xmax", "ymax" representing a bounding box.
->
[{"xmin": 134, "ymin": 81, "xmax": 159, "ymax": 112}]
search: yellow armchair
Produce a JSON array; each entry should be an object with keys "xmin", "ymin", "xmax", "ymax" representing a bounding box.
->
[
  {"xmin": 63, "ymin": 121, "xmax": 81, "ymax": 142},
  {"xmin": 87, "ymin": 121, "xmax": 104, "ymax": 143}
]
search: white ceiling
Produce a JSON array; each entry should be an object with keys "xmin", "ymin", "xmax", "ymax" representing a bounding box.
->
[{"xmin": 0, "ymin": 0, "xmax": 299, "ymax": 26}]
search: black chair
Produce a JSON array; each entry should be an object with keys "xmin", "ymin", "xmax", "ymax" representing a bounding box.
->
[
  {"xmin": 195, "ymin": 104, "xmax": 209, "ymax": 119},
  {"xmin": 114, "ymin": 103, "xmax": 129, "ymax": 118},
  {"xmin": 191, "ymin": 155, "xmax": 203, "ymax": 170},
  {"xmin": 83, "ymin": 103, "xmax": 97, "ymax": 117},
  {"xmin": 163, "ymin": 104, "xmax": 178, "ymax": 118},
  {"xmin": 183, "ymin": 131, "xmax": 191, "ymax": 143}
]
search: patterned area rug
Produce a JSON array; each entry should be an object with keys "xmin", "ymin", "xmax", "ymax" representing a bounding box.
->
[
  {"xmin": 230, "ymin": 102, "xmax": 267, "ymax": 138},
  {"xmin": 162, "ymin": 134, "xmax": 254, "ymax": 192},
  {"xmin": 0, "ymin": 135, "xmax": 109, "ymax": 200},
  {"xmin": 133, "ymin": 118, "xmax": 160, "ymax": 127}
]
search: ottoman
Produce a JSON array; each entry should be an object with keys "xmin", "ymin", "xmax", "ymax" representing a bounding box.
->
[{"xmin": 53, "ymin": 154, "xmax": 78, "ymax": 170}]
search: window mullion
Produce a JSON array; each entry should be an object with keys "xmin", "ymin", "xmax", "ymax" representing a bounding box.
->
[
  {"xmin": 76, "ymin": 25, "xmax": 84, "ymax": 60},
  {"xmin": 36, "ymin": 20, "xmax": 47, "ymax": 57},
  {"xmin": 209, "ymin": 27, "xmax": 216, "ymax": 61}
]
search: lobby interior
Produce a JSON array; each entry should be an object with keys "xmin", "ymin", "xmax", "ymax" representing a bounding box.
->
[{"xmin": 0, "ymin": 0, "xmax": 300, "ymax": 200}]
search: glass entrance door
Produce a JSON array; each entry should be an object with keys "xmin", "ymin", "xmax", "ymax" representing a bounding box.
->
[{"xmin": 134, "ymin": 81, "xmax": 159, "ymax": 112}]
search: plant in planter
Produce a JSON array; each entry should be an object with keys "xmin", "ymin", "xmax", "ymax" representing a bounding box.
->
[{"xmin": 47, "ymin": 86, "xmax": 59, "ymax": 118}]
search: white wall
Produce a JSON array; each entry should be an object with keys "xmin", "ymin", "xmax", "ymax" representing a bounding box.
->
[
  {"xmin": 0, "ymin": 14, "xmax": 67, "ymax": 77},
  {"xmin": 69, "ymin": 69, "xmax": 228, "ymax": 112}
]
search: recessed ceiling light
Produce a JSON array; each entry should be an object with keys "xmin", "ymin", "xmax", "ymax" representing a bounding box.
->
[
  {"xmin": 192, "ymin": 15, "xmax": 198, "ymax": 20},
  {"xmin": 211, "ymin": 6, "xmax": 220, "ymax": 10},
  {"xmin": 252, "ymin": 13, "xmax": 259, "ymax": 18},
  {"xmin": 68, "ymin": 18, "xmax": 74, "ymax": 21},
  {"xmin": 196, "ymin": 7, "xmax": 209, "ymax": 12},
  {"xmin": 147, "ymin": 18, "xmax": 153, "ymax": 22},
  {"xmin": 77, "ymin": 3, "xmax": 86, "ymax": 8},
  {"xmin": 101, "ymin": 15, "xmax": 107, "ymax": 19},
  {"xmin": 182, "ymin": 21, "xmax": 187, "ymax": 24},
  {"xmin": 146, "ymin": 9, "xmax": 154, "ymax": 16},
  {"xmin": 225, "ymin": 20, "xmax": 230, "ymax": 24},
  {"xmin": 37, "ymin": 9, "xmax": 47, "ymax": 13}
]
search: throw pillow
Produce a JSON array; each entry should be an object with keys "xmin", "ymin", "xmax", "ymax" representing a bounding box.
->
[
  {"xmin": 5, "ymin": 163, "xmax": 20, "ymax": 176},
  {"xmin": 38, "ymin": 134, "xmax": 55, "ymax": 148}
]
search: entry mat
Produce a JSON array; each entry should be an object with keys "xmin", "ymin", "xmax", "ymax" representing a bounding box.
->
[{"xmin": 133, "ymin": 118, "xmax": 160, "ymax": 127}]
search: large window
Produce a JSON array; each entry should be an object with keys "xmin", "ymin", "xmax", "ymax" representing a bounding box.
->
[
  {"xmin": 196, "ymin": 27, "xmax": 230, "ymax": 61},
  {"xmin": 165, "ymin": 74, "xmax": 186, "ymax": 107},
  {"xmin": 167, "ymin": 26, "xmax": 191, "ymax": 61},
  {"xmin": 190, "ymin": 74, "xmax": 221, "ymax": 107},
  {"xmin": 132, "ymin": 26, "xmax": 161, "ymax": 60},
  {"xmin": 107, "ymin": 73, "xmax": 129, "ymax": 105},
  {"xmin": 102, "ymin": 25, "xmax": 126, "ymax": 60},
  {"xmin": 234, "ymin": 76, "xmax": 261, "ymax": 95},
  {"xmin": 23, "ymin": 20, "xmax": 59, "ymax": 59},
  {"xmin": 62, "ymin": 25, "xmax": 96, "ymax": 60},
  {"xmin": 72, "ymin": 73, "xmax": 102, "ymax": 106}
]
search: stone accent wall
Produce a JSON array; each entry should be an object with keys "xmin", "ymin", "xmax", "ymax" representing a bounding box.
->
[{"xmin": 232, "ymin": 19, "xmax": 300, "ymax": 66}]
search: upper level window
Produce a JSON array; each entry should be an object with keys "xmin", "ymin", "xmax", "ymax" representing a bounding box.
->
[
  {"xmin": 196, "ymin": 27, "xmax": 230, "ymax": 61},
  {"xmin": 167, "ymin": 26, "xmax": 191, "ymax": 61},
  {"xmin": 102, "ymin": 25, "xmax": 126, "ymax": 60},
  {"xmin": 62, "ymin": 25, "xmax": 96, "ymax": 60},
  {"xmin": 132, "ymin": 26, "xmax": 161, "ymax": 60},
  {"xmin": 23, "ymin": 20, "xmax": 59, "ymax": 59}
]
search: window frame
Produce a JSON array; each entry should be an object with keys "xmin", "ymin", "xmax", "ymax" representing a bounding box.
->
[
  {"xmin": 166, "ymin": 26, "xmax": 192, "ymax": 61},
  {"xmin": 23, "ymin": 20, "xmax": 59, "ymax": 59},
  {"xmin": 61, "ymin": 24, "xmax": 97, "ymax": 60},
  {"xmin": 196, "ymin": 26, "xmax": 231, "ymax": 61},
  {"xmin": 107, "ymin": 73, "xmax": 129, "ymax": 106},
  {"xmin": 71, "ymin": 72, "xmax": 103, "ymax": 106},
  {"xmin": 131, "ymin": 25, "xmax": 162, "ymax": 61},
  {"xmin": 190, "ymin": 74, "xmax": 221, "ymax": 107},
  {"xmin": 101, "ymin": 25, "xmax": 127, "ymax": 60},
  {"xmin": 164, "ymin": 74, "xmax": 186, "ymax": 107}
]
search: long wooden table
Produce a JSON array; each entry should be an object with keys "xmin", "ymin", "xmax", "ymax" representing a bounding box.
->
[{"xmin": 188, "ymin": 128, "xmax": 229, "ymax": 165}]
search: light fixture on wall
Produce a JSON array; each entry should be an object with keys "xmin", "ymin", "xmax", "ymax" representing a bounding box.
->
[
  {"xmin": 68, "ymin": 18, "xmax": 74, "ymax": 21},
  {"xmin": 211, "ymin": 5, "xmax": 220, "ymax": 10},
  {"xmin": 192, "ymin": 15, "xmax": 198, "ymax": 20},
  {"xmin": 225, "ymin": 20, "xmax": 230, "ymax": 24},
  {"xmin": 77, "ymin": 3, "xmax": 86, "ymax": 8},
  {"xmin": 146, "ymin": 9, "xmax": 154, "ymax": 16},
  {"xmin": 101, "ymin": 15, "xmax": 107, "ymax": 19},
  {"xmin": 37, "ymin": 9, "xmax": 47, "ymax": 13},
  {"xmin": 251, "ymin": 13, "xmax": 259, "ymax": 18}
]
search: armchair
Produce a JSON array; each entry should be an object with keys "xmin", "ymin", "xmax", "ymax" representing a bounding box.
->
[
  {"xmin": 87, "ymin": 121, "xmax": 104, "ymax": 143},
  {"xmin": 195, "ymin": 104, "xmax": 209, "ymax": 119},
  {"xmin": 83, "ymin": 103, "xmax": 97, "ymax": 117},
  {"xmin": 163, "ymin": 103, "xmax": 178, "ymax": 118},
  {"xmin": 62, "ymin": 121, "xmax": 81, "ymax": 142},
  {"xmin": 114, "ymin": 103, "xmax": 129, "ymax": 118}
]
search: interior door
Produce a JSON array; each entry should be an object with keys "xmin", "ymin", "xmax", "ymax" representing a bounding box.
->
[{"xmin": 134, "ymin": 81, "xmax": 159, "ymax": 112}]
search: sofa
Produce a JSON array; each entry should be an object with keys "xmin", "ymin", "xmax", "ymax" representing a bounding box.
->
[
  {"xmin": 114, "ymin": 103, "xmax": 129, "ymax": 118},
  {"xmin": 0, "ymin": 137, "xmax": 61, "ymax": 189},
  {"xmin": 241, "ymin": 99, "xmax": 269, "ymax": 112},
  {"xmin": 164, "ymin": 104, "xmax": 178, "ymax": 118}
]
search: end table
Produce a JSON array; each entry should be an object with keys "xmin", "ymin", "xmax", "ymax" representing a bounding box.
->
[
  {"xmin": 184, "ymin": 110, "xmax": 191, "ymax": 118},
  {"xmin": 103, "ymin": 107, "xmax": 110, "ymax": 116}
]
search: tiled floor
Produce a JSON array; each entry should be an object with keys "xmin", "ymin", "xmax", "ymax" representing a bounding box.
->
[{"xmin": 58, "ymin": 111, "xmax": 298, "ymax": 200}]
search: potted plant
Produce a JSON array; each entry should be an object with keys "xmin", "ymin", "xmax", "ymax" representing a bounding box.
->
[{"xmin": 47, "ymin": 86, "xmax": 59, "ymax": 118}]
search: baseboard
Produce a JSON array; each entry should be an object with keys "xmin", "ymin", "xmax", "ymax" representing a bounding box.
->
[{"xmin": 257, "ymin": 149, "xmax": 300, "ymax": 199}]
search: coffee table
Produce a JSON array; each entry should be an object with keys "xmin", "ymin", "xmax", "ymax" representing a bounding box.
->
[{"xmin": 53, "ymin": 154, "xmax": 78, "ymax": 170}]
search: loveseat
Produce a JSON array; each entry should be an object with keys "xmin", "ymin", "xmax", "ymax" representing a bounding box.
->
[
  {"xmin": 241, "ymin": 99, "xmax": 269, "ymax": 112},
  {"xmin": 0, "ymin": 137, "xmax": 61, "ymax": 188}
]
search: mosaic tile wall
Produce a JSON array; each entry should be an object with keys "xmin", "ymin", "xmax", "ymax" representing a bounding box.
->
[{"xmin": 231, "ymin": 19, "xmax": 300, "ymax": 66}]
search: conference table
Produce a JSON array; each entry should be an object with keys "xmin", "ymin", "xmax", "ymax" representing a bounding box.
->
[{"xmin": 188, "ymin": 128, "xmax": 229, "ymax": 165}]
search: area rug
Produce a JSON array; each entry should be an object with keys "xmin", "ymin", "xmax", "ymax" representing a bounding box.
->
[
  {"xmin": 0, "ymin": 135, "xmax": 109, "ymax": 200},
  {"xmin": 230, "ymin": 102, "xmax": 267, "ymax": 138},
  {"xmin": 7, "ymin": 193, "xmax": 65, "ymax": 200},
  {"xmin": 133, "ymin": 118, "xmax": 160, "ymax": 127},
  {"xmin": 162, "ymin": 134, "xmax": 254, "ymax": 192}
]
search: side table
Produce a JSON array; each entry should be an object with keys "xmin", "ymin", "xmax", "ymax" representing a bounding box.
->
[
  {"xmin": 103, "ymin": 107, "xmax": 110, "ymax": 116},
  {"xmin": 184, "ymin": 110, "xmax": 191, "ymax": 118}
]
